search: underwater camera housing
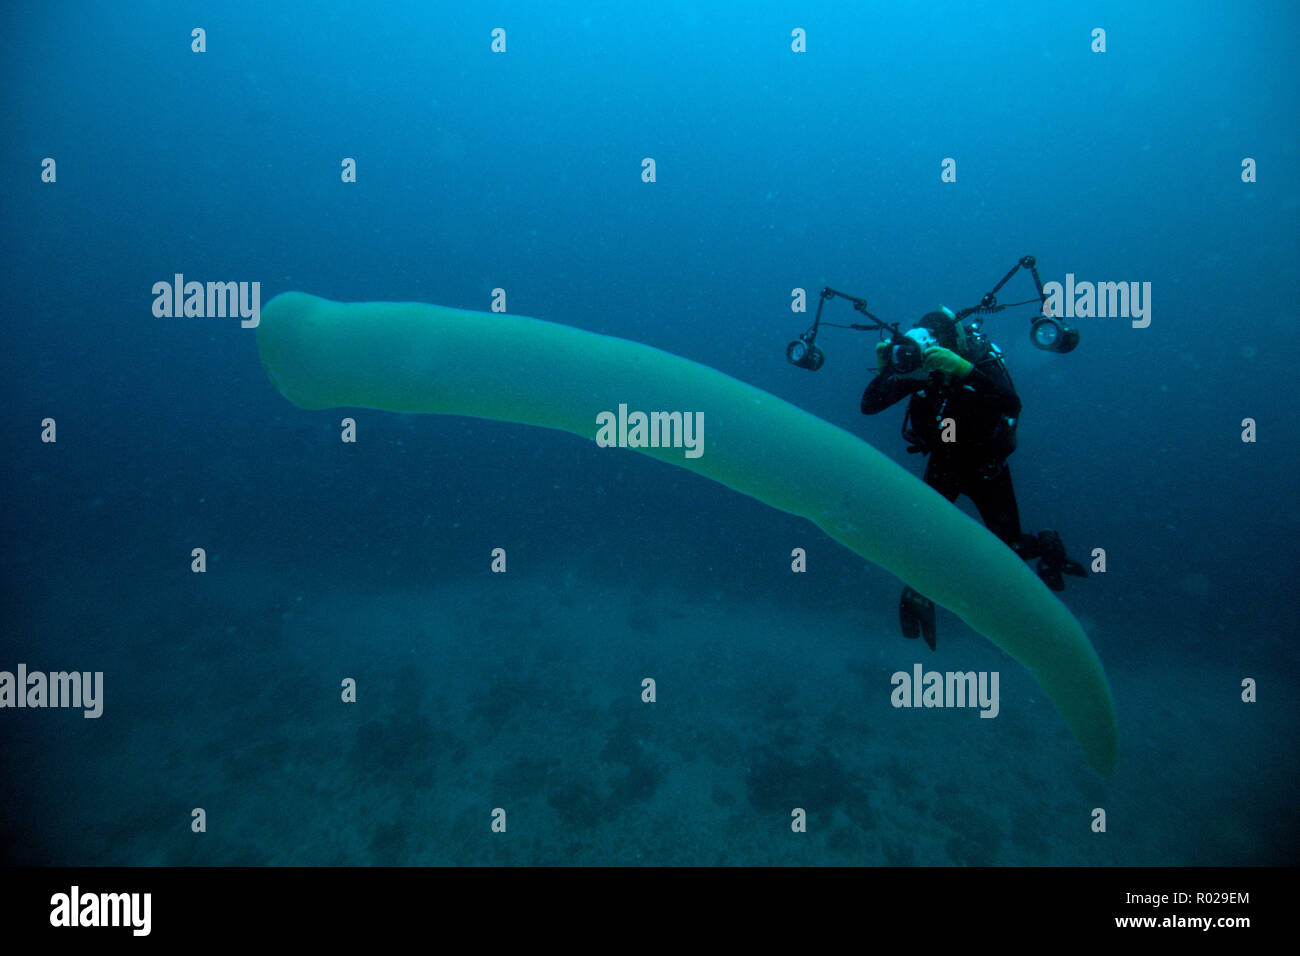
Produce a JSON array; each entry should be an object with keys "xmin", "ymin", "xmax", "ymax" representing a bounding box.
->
[{"xmin": 884, "ymin": 327, "xmax": 938, "ymax": 378}]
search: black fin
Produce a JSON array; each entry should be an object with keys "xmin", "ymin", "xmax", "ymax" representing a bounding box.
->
[
  {"xmin": 1034, "ymin": 530, "xmax": 1087, "ymax": 590},
  {"xmin": 899, "ymin": 587, "xmax": 937, "ymax": 650},
  {"xmin": 900, "ymin": 596, "xmax": 920, "ymax": 641},
  {"xmin": 1036, "ymin": 559, "xmax": 1066, "ymax": 591}
]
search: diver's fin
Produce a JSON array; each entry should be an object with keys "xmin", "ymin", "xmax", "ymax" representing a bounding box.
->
[
  {"xmin": 919, "ymin": 610, "xmax": 936, "ymax": 651},
  {"xmin": 1036, "ymin": 559, "xmax": 1065, "ymax": 591},
  {"xmin": 899, "ymin": 595, "xmax": 920, "ymax": 641},
  {"xmin": 899, "ymin": 587, "xmax": 937, "ymax": 650},
  {"xmin": 1062, "ymin": 558, "xmax": 1088, "ymax": 578},
  {"xmin": 1034, "ymin": 530, "xmax": 1088, "ymax": 591}
]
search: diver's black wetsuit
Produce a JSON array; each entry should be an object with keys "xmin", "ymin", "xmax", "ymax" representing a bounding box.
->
[
  {"xmin": 861, "ymin": 352, "xmax": 1033, "ymax": 555},
  {"xmin": 861, "ymin": 318, "xmax": 1085, "ymax": 650}
]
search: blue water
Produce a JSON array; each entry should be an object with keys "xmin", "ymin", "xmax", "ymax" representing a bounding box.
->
[{"xmin": 2, "ymin": 0, "xmax": 1296, "ymax": 865}]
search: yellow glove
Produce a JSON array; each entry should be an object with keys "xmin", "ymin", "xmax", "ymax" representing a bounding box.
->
[
  {"xmin": 923, "ymin": 346, "xmax": 973, "ymax": 378},
  {"xmin": 875, "ymin": 342, "xmax": 891, "ymax": 371}
]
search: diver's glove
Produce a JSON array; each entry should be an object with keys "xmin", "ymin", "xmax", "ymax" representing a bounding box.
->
[
  {"xmin": 923, "ymin": 346, "xmax": 973, "ymax": 378},
  {"xmin": 875, "ymin": 341, "xmax": 891, "ymax": 372},
  {"xmin": 1032, "ymin": 530, "xmax": 1088, "ymax": 591}
]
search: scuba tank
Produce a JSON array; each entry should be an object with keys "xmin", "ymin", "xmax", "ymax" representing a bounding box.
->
[{"xmin": 968, "ymin": 324, "xmax": 1018, "ymax": 460}]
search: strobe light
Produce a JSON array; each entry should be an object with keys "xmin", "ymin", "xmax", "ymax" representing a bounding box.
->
[
  {"xmin": 786, "ymin": 334, "xmax": 824, "ymax": 370},
  {"xmin": 1030, "ymin": 315, "xmax": 1079, "ymax": 353}
]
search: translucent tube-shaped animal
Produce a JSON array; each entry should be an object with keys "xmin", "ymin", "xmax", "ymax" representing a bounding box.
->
[{"xmin": 257, "ymin": 292, "xmax": 1118, "ymax": 774}]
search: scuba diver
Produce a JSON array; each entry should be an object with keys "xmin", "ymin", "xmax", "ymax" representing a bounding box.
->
[
  {"xmin": 784, "ymin": 257, "xmax": 1088, "ymax": 650},
  {"xmin": 861, "ymin": 307, "xmax": 1087, "ymax": 648}
]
